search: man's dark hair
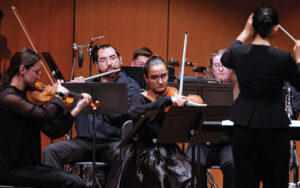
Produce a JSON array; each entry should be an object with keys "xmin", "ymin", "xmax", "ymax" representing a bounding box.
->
[
  {"xmin": 92, "ymin": 44, "xmax": 120, "ymax": 64},
  {"xmin": 133, "ymin": 47, "xmax": 153, "ymax": 61}
]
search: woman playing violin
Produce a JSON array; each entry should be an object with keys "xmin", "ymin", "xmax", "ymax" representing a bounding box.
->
[
  {"xmin": 118, "ymin": 55, "xmax": 203, "ymax": 188},
  {"xmin": 0, "ymin": 48, "xmax": 91, "ymax": 188}
]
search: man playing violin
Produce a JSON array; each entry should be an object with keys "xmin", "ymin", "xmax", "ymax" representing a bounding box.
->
[
  {"xmin": 43, "ymin": 44, "xmax": 140, "ymax": 188},
  {"xmin": 118, "ymin": 55, "xmax": 203, "ymax": 188},
  {"xmin": 0, "ymin": 48, "xmax": 91, "ymax": 188}
]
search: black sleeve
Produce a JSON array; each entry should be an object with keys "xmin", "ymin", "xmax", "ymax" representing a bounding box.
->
[
  {"xmin": 128, "ymin": 94, "xmax": 172, "ymax": 123},
  {"xmin": 3, "ymin": 93, "xmax": 64, "ymax": 122},
  {"xmin": 2, "ymin": 93, "xmax": 73, "ymax": 139},
  {"xmin": 221, "ymin": 40, "xmax": 243, "ymax": 69}
]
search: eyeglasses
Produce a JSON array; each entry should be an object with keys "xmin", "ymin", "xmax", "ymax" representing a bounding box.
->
[
  {"xmin": 29, "ymin": 69, "xmax": 41, "ymax": 74},
  {"xmin": 150, "ymin": 73, "xmax": 168, "ymax": 81},
  {"xmin": 98, "ymin": 55, "xmax": 119, "ymax": 64},
  {"xmin": 213, "ymin": 64, "xmax": 225, "ymax": 70}
]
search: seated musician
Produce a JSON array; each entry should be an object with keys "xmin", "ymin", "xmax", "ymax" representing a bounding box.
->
[
  {"xmin": 118, "ymin": 55, "xmax": 203, "ymax": 188},
  {"xmin": 186, "ymin": 49, "xmax": 238, "ymax": 188},
  {"xmin": 0, "ymin": 48, "xmax": 91, "ymax": 188},
  {"xmin": 43, "ymin": 44, "xmax": 140, "ymax": 188},
  {"xmin": 131, "ymin": 46, "xmax": 153, "ymax": 67}
]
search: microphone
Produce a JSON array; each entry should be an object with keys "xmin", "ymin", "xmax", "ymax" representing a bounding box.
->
[
  {"xmin": 73, "ymin": 43, "xmax": 78, "ymax": 50},
  {"xmin": 78, "ymin": 47, "xmax": 84, "ymax": 68}
]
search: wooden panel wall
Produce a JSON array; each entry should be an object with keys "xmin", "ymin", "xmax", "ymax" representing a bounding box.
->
[
  {"xmin": 168, "ymin": 0, "xmax": 261, "ymax": 77},
  {"xmin": 73, "ymin": 0, "xmax": 169, "ymax": 77}
]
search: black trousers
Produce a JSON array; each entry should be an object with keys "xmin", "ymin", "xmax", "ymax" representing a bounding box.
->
[
  {"xmin": 232, "ymin": 126, "xmax": 290, "ymax": 188},
  {"xmin": 43, "ymin": 137, "xmax": 122, "ymax": 188},
  {"xmin": 186, "ymin": 143, "xmax": 234, "ymax": 188},
  {"xmin": 0, "ymin": 163, "xmax": 87, "ymax": 188}
]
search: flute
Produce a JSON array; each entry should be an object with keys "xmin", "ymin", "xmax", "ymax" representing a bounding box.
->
[{"xmin": 85, "ymin": 69, "xmax": 121, "ymax": 81}]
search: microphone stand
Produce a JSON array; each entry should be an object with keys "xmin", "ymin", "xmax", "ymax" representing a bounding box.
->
[
  {"xmin": 71, "ymin": 36, "xmax": 104, "ymax": 79},
  {"xmin": 88, "ymin": 40, "xmax": 94, "ymax": 77},
  {"xmin": 88, "ymin": 36, "xmax": 104, "ymax": 76},
  {"xmin": 71, "ymin": 44, "xmax": 77, "ymax": 80}
]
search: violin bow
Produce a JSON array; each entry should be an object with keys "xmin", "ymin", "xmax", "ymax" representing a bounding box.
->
[
  {"xmin": 11, "ymin": 6, "xmax": 54, "ymax": 84},
  {"xmin": 179, "ymin": 31, "xmax": 188, "ymax": 96}
]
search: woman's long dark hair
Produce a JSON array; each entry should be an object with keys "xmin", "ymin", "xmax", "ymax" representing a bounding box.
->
[{"xmin": 0, "ymin": 48, "xmax": 41, "ymax": 91}]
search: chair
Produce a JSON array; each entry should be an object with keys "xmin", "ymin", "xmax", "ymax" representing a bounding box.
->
[
  {"xmin": 120, "ymin": 120, "xmax": 133, "ymax": 160},
  {"xmin": 206, "ymin": 165, "xmax": 220, "ymax": 188},
  {"xmin": 68, "ymin": 120, "xmax": 133, "ymax": 187}
]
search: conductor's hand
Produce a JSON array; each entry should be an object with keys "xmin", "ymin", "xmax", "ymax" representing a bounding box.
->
[
  {"xmin": 70, "ymin": 93, "xmax": 91, "ymax": 117},
  {"xmin": 294, "ymin": 40, "xmax": 300, "ymax": 63},
  {"xmin": 70, "ymin": 76, "xmax": 85, "ymax": 83},
  {"xmin": 237, "ymin": 13, "xmax": 254, "ymax": 43}
]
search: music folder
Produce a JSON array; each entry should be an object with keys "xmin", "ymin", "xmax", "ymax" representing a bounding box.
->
[{"xmin": 41, "ymin": 52, "xmax": 65, "ymax": 81}]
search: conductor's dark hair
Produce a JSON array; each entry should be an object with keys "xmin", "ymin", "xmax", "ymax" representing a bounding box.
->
[
  {"xmin": 133, "ymin": 47, "xmax": 153, "ymax": 60},
  {"xmin": 92, "ymin": 44, "xmax": 120, "ymax": 64},
  {"xmin": 144, "ymin": 55, "xmax": 167, "ymax": 76},
  {"xmin": 252, "ymin": 6, "xmax": 279, "ymax": 38}
]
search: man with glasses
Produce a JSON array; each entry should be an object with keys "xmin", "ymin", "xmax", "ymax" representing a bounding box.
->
[{"xmin": 43, "ymin": 44, "xmax": 140, "ymax": 188}]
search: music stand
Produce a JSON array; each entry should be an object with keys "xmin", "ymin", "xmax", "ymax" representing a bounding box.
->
[
  {"xmin": 41, "ymin": 52, "xmax": 65, "ymax": 81},
  {"xmin": 62, "ymin": 82, "xmax": 128, "ymax": 188},
  {"xmin": 120, "ymin": 106, "xmax": 202, "ymax": 188},
  {"xmin": 157, "ymin": 106, "xmax": 202, "ymax": 188},
  {"xmin": 194, "ymin": 106, "xmax": 231, "ymax": 144},
  {"xmin": 62, "ymin": 82, "xmax": 128, "ymax": 114},
  {"xmin": 121, "ymin": 66, "xmax": 146, "ymax": 90},
  {"xmin": 156, "ymin": 106, "xmax": 202, "ymax": 143}
]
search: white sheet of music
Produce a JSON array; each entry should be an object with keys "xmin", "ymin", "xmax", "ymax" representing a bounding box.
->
[{"xmin": 220, "ymin": 120, "xmax": 300, "ymax": 127}]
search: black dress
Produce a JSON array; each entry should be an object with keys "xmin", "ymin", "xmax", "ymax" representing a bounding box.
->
[
  {"xmin": 118, "ymin": 93, "xmax": 191, "ymax": 188},
  {"xmin": 0, "ymin": 86, "xmax": 86, "ymax": 188}
]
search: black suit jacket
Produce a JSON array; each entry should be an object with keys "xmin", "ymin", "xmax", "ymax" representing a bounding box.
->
[{"xmin": 221, "ymin": 40, "xmax": 300, "ymax": 129}]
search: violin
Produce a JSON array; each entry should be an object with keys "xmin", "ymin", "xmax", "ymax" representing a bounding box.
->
[
  {"xmin": 12, "ymin": 6, "xmax": 100, "ymax": 110},
  {"xmin": 26, "ymin": 82, "xmax": 100, "ymax": 110},
  {"xmin": 162, "ymin": 86, "xmax": 203, "ymax": 105}
]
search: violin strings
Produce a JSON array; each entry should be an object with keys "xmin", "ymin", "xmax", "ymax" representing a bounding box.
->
[{"xmin": 278, "ymin": 24, "xmax": 296, "ymax": 42}]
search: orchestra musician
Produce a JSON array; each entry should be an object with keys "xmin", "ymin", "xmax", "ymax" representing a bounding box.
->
[
  {"xmin": 118, "ymin": 55, "xmax": 203, "ymax": 188},
  {"xmin": 186, "ymin": 49, "xmax": 237, "ymax": 188},
  {"xmin": 43, "ymin": 44, "xmax": 140, "ymax": 188},
  {"xmin": 131, "ymin": 46, "xmax": 153, "ymax": 67},
  {"xmin": 0, "ymin": 48, "xmax": 91, "ymax": 188},
  {"xmin": 221, "ymin": 7, "xmax": 300, "ymax": 188}
]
